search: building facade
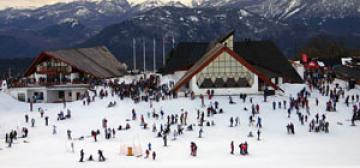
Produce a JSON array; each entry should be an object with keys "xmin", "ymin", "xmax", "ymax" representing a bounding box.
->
[
  {"xmin": 7, "ymin": 46, "xmax": 127, "ymax": 103},
  {"xmin": 163, "ymin": 31, "xmax": 302, "ymax": 95}
]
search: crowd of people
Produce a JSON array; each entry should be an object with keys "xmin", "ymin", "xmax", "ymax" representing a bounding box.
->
[{"xmin": 1, "ymin": 71, "xmax": 360, "ymax": 163}]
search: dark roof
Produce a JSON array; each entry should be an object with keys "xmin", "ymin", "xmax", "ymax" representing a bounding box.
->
[
  {"xmin": 172, "ymin": 44, "xmax": 281, "ymax": 92},
  {"xmin": 233, "ymin": 41, "xmax": 302, "ymax": 83},
  {"xmin": 25, "ymin": 46, "xmax": 127, "ymax": 78},
  {"xmin": 164, "ymin": 42, "xmax": 209, "ymax": 73},
  {"xmin": 318, "ymin": 58, "xmax": 342, "ymax": 67},
  {"xmin": 163, "ymin": 41, "xmax": 302, "ymax": 83},
  {"xmin": 333, "ymin": 65, "xmax": 360, "ymax": 81},
  {"xmin": 253, "ymin": 65, "xmax": 279, "ymax": 79}
]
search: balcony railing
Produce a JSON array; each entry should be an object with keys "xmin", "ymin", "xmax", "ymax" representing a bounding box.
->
[
  {"xmin": 37, "ymin": 67, "xmax": 69, "ymax": 74},
  {"xmin": 8, "ymin": 79, "xmax": 92, "ymax": 88}
]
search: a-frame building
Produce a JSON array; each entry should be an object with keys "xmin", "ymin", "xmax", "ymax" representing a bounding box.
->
[{"xmin": 163, "ymin": 31, "xmax": 302, "ymax": 95}]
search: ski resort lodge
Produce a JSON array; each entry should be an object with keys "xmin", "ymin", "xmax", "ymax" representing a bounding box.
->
[
  {"xmin": 6, "ymin": 46, "xmax": 127, "ymax": 103},
  {"xmin": 163, "ymin": 31, "xmax": 303, "ymax": 95}
]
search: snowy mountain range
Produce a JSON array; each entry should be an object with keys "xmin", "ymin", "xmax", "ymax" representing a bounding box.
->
[{"xmin": 0, "ymin": 0, "xmax": 360, "ymax": 62}]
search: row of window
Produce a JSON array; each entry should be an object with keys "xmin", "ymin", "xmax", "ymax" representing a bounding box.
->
[{"xmin": 196, "ymin": 52, "xmax": 254, "ymax": 88}]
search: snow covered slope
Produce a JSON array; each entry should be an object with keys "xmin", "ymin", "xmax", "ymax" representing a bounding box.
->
[{"xmin": 0, "ymin": 78, "xmax": 360, "ymax": 168}]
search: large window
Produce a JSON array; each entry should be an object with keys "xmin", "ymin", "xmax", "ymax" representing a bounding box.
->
[
  {"xmin": 58, "ymin": 91, "xmax": 65, "ymax": 99},
  {"xmin": 196, "ymin": 52, "xmax": 254, "ymax": 88}
]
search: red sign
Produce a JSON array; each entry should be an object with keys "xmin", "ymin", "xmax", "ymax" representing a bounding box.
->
[{"xmin": 301, "ymin": 53, "xmax": 309, "ymax": 64}]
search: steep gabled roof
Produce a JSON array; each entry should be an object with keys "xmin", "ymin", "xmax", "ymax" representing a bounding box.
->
[
  {"xmin": 163, "ymin": 41, "xmax": 302, "ymax": 83},
  {"xmin": 233, "ymin": 41, "xmax": 303, "ymax": 83},
  {"xmin": 24, "ymin": 46, "xmax": 127, "ymax": 79},
  {"xmin": 172, "ymin": 43, "xmax": 282, "ymax": 92},
  {"xmin": 164, "ymin": 42, "xmax": 209, "ymax": 72}
]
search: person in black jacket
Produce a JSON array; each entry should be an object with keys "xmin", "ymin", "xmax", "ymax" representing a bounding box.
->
[{"xmin": 79, "ymin": 149, "xmax": 84, "ymax": 162}]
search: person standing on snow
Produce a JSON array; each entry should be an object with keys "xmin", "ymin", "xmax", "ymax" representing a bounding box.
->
[
  {"xmin": 256, "ymin": 117, "xmax": 262, "ymax": 128},
  {"xmin": 31, "ymin": 118, "xmax": 35, "ymax": 127},
  {"xmin": 53, "ymin": 125, "xmax": 57, "ymax": 135},
  {"xmin": 257, "ymin": 129, "xmax": 261, "ymax": 140},
  {"xmin": 98, "ymin": 150, "xmax": 106, "ymax": 162},
  {"xmin": 148, "ymin": 142, "xmax": 152, "ymax": 151},
  {"xmin": 235, "ymin": 117, "xmax": 240, "ymax": 126},
  {"xmin": 200, "ymin": 94, "xmax": 205, "ymax": 107},
  {"xmin": 230, "ymin": 141, "xmax": 234, "ymax": 154},
  {"xmin": 67, "ymin": 129, "xmax": 72, "ymax": 140},
  {"xmin": 190, "ymin": 142, "xmax": 197, "ymax": 156},
  {"xmin": 45, "ymin": 116, "xmax": 49, "ymax": 126},
  {"xmin": 25, "ymin": 114, "xmax": 29, "ymax": 123},
  {"xmin": 79, "ymin": 149, "xmax": 84, "ymax": 162},
  {"xmin": 71, "ymin": 141, "xmax": 75, "ymax": 153},
  {"xmin": 152, "ymin": 151, "xmax": 156, "ymax": 160},
  {"xmin": 198, "ymin": 128, "xmax": 203, "ymax": 138},
  {"xmin": 163, "ymin": 134, "xmax": 167, "ymax": 147}
]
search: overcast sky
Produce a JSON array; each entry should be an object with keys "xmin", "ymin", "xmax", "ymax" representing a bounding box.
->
[{"xmin": 0, "ymin": 0, "xmax": 195, "ymax": 9}]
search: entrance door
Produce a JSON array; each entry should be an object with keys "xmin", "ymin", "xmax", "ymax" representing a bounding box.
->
[{"xmin": 76, "ymin": 92, "xmax": 80, "ymax": 100}]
